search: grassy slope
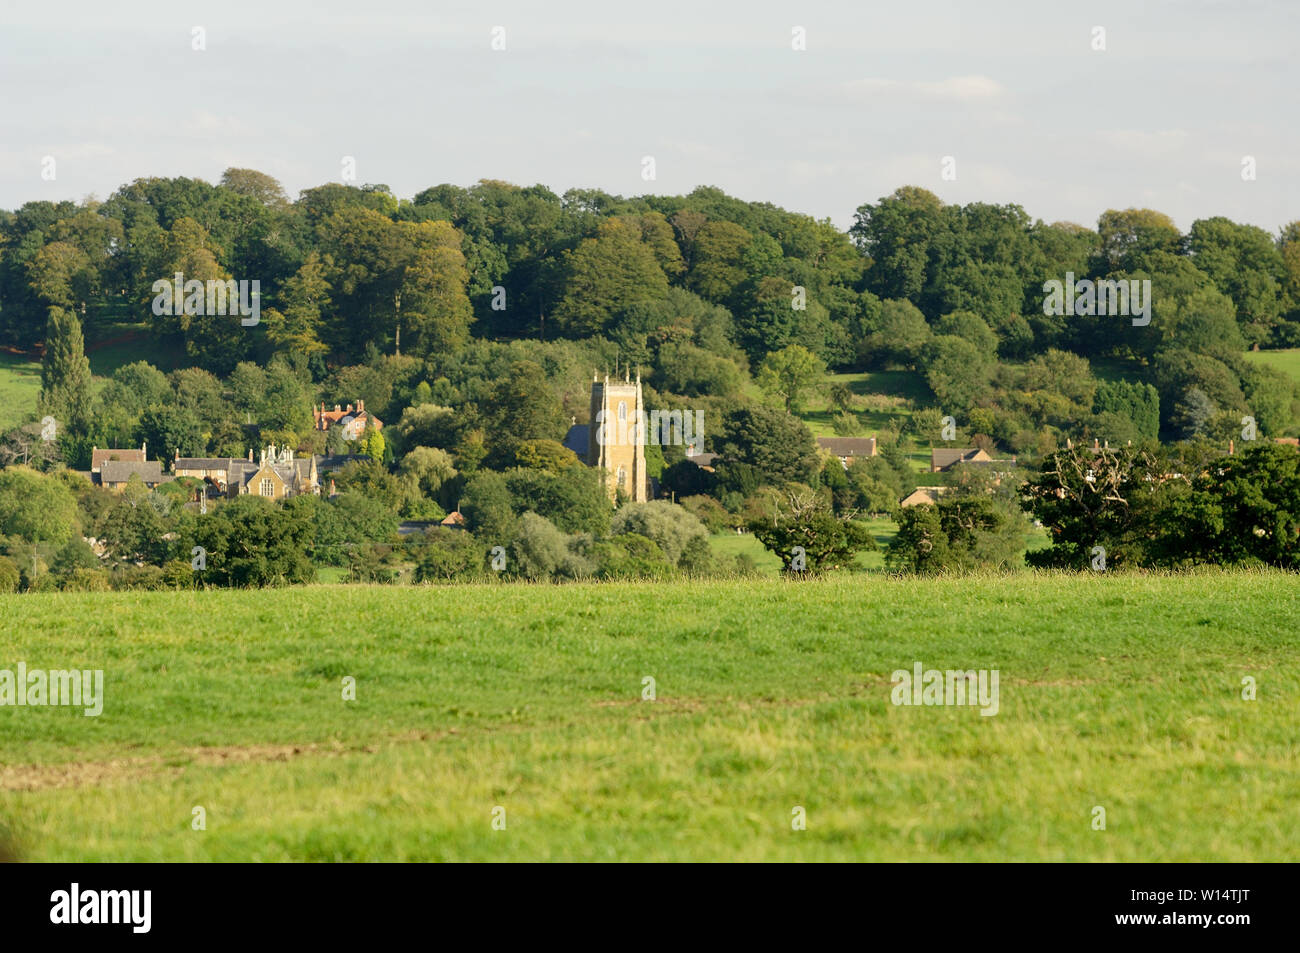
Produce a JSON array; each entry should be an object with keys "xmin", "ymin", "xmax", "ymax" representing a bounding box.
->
[
  {"xmin": 0, "ymin": 317, "xmax": 162, "ymax": 434},
  {"xmin": 0, "ymin": 353, "xmax": 42, "ymax": 433},
  {"xmin": 1243, "ymin": 347, "xmax": 1300, "ymax": 386},
  {"xmin": 801, "ymin": 370, "xmax": 925, "ymax": 438},
  {"xmin": 84, "ymin": 318, "xmax": 180, "ymax": 377},
  {"xmin": 1, "ymin": 572, "xmax": 1297, "ymax": 861}
]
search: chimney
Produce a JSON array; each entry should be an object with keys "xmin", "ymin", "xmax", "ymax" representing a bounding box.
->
[
  {"xmin": 334, "ymin": 404, "xmax": 341, "ymax": 413},
  {"xmin": 141, "ymin": 441, "xmax": 147, "ymax": 454},
  {"xmin": 357, "ymin": 399, "xmax": 364, "ymax": 413},
  {"xmin": 248, "ymin": 448, "xmax": 253, "ymax": 461},
  {"xmin": 1229, "ymin": 438, "xmax": 1235, "ymax": 456}
]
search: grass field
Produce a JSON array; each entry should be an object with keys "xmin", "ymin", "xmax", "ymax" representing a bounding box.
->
[
  {"xmin": 0, "ymin": 352, "xmax": 43, "ymax": 434},
  {"xmin": 84, "ymin": 319, "xmax": 180, "ymax": 377},
  {"xmin": 1244, "ymin": 347, "xmax": 1300, "ymax": 386},
  {"xmin": 0, "ymin": 316, "xmax": 163, "ymax": 434},
  {"xmin": 2, "ymin": 571, "xmax": 1297, "ymax": 862},
  {"xmin": 800, "ymin": 370, "xmax": 925, "ymax": 438}
]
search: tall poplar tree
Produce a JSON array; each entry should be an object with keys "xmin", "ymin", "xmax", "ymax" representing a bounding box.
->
[{"xmin": 38, "ymin": 306, "xmax": 93, "ymax": 435}]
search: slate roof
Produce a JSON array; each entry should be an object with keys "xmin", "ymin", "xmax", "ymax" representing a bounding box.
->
[
  {"xmin": 931, "ymin": 448, "xmax": 992, "ymax": 471},
  {"xmin": 174, "ymin": 457, "xmax": 245, "ymax": 473},
  {"xmin": 816, "ymin": 437, "xmax": 877, "ymax": 458},
  {"xmin": 92, "ymin": 447, "xmax": 145, "ymax": 471},
  {"xmin": 562, "ymin": 424, "xmax": 590, "ymax": 457},
  {"xmin": 100, "ymin": 460, "xmax": 168, "ymax": 485},
  {"xmin": 316, "ymin": 453, "xmax": 372, "ymax": 472},
  {"xmin": 683, "ymin": 451, "xmax": 720, "ymax": 467}
]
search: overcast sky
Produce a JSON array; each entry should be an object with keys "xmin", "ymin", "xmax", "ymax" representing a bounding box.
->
[{"xmin": 2, "ymin": 0, "xmax": 1296, "ymax": 233}]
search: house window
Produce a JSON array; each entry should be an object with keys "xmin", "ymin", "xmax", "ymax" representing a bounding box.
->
[
  {"xmin": 617, "ymin": 401, "xmax": 627, "ymax": 421},
  {"xmin": 616, "ymin": 466, "xmax": 626, "ymax": 488},
  {"xmin": 260, "ymin": 478, "xmax": 274, "ymax": 497}
]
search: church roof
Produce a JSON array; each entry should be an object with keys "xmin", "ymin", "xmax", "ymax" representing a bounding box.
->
[{"xmin": 562, "ymin": 424, "xmax": 589, "ymax": 457}]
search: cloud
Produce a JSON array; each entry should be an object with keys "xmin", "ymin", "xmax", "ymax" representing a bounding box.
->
[
  {"xmin": 1093, "ymin": 129, "xmax": 1189, "ymax": 159},
  {"xmin": 843, "ymin": 74, "xmax": 1005, "ymax": 103},
  {"xmin": 180, "ymin": 111, "xmax": 260, "ymax": 139}
]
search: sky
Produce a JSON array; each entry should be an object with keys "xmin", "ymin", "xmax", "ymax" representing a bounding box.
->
[{"xmin": 2, "ymin": 0, "xmax": 1297, "ymax": 233}]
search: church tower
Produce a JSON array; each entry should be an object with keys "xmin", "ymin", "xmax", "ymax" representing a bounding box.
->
[{"xmin": 588, "ymin": 370, "xmax": 649, "ymax": 502}]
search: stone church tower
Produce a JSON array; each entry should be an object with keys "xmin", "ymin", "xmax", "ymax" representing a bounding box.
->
[{"xmin": 588, "ymin": 371, "xmax": 649, "ymax": 502}]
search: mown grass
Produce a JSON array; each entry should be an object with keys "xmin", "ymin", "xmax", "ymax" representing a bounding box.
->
[{"xmin": 1, "ymin": 571, "xmax": 1297, "ymax": 861}]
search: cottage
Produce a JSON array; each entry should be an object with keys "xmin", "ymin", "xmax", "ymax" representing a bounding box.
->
[
  {"xmin": 817, "ymin": 436, "xmax": 877, "ymax": 468},
  {"xmin": 87, "ymin": 445, "xmax": 171, "ymax": 490},
  {"xmin": 100, "ymin": 460, "xmax": 171, "ymax": 491},
  {"xmin": 900, "ymin": 486, "xmax": 951, "ymax": 508},
  {"xmin": 313, "ymin": 401, "xmax": 383, "ymax": 442},
  {"xmin": 91, "ymin": 444, "xmax": 146, "ymax": 474},
  {"xmin": 930, "ymin": 448, "xmax": 994, "ymax": 472}
]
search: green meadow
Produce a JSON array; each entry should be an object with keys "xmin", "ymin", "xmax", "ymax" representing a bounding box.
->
[
  {"xmin": 1244, "ymin": 347, "xmax": 1300, "ymax": 389},
  {"xmin": 0, "ymin": 352, "xmax": 42, "ymax": 434},
  {"xmin": 1, "ymin": 571, "xmax": 1297, "ymax": 862}
]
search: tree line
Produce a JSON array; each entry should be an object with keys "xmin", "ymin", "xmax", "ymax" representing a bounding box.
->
[{"xmin": 1, "ymin": 170, "xmax": 1298, "ymax": 587}]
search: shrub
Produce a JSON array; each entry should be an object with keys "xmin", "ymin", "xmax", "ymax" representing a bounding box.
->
[
  {"xmin": 412, "ymin": 529, "xmax": 488, "ymax": 583},
  {"xmin": 507, "ymin": 512, "xmax": 592, "ymax": 581},
  {"xmin": 679, "ymin": 494, "xmax": 730, "ymax": 534},
  {"xmin": 162, "ymin": 559, "xmax": 196, "ymax": 589},
  {"xmin": 610, "ymin": 500, "xmax": 709, "ymax": 566},
  {"xmin": 0, "ymin": 555, "xmax": 20, "ymax": 593},
  {"xmin": 112, "ymin": 565, "xmax": 168, "ymax": 590},
  {"xmin": 63, "ymin": 568, "xmax": 110, "ymax": 592},
  {"xmin": 593, "ymin": 533, "xmax": 673, "ymax": 580}
]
